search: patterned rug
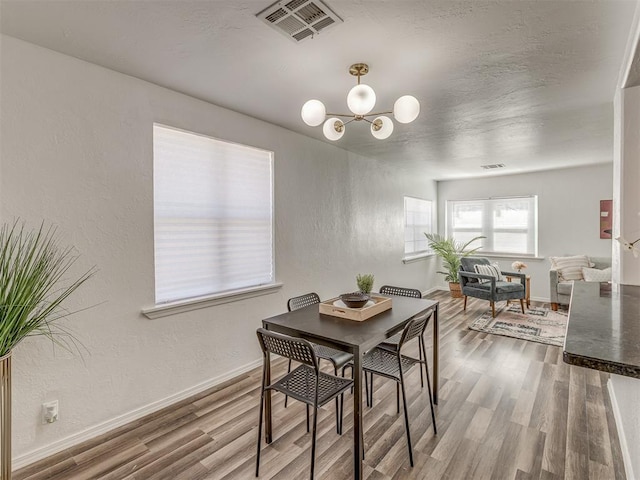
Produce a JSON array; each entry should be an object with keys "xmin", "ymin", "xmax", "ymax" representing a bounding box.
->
[{"xmin": 468, "ymin": 305, "xmax": 568, "ymax": 346}]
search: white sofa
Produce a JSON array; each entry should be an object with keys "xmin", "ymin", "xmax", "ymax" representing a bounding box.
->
[{"xmin": 549, "ymin": 256, "xmax": 611, "ymax": 311}]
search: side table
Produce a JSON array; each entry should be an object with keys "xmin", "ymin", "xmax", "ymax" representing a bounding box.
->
[{"xmin": 506, "ymin": 275, "xmax": 531, "ymax": 308}]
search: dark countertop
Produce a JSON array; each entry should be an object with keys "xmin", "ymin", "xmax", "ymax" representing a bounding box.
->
[{"xmin": 563, "ymin": 283, "xmax": 640, "ymax": 378}]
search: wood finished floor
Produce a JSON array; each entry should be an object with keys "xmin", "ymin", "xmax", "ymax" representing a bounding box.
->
[{"xmin": 15, "ymin": 292, "xmax": 626, "ymax": 480}]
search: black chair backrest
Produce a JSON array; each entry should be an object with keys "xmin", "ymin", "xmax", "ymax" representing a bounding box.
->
[
  {"xmin": 288, "ymin": 292, "xmax": 321, "ymax": 312},
  {"xmin": 256, "ymin": 328, "xmax": 318, "ymax": 369},
  {"xmin": 379, "ymin": 285, "xmax": 421, "ymax": 298},
  {"xmin": 459, "ymin": 257, "xmax": 492, "ymax": 285},
  {"xmin": 399, "ymin": 309, "xmax": 434, "ymax": 347},
  {"xmin": 459, "ymin": 256, "xmax": 491, "ymax": 272}
]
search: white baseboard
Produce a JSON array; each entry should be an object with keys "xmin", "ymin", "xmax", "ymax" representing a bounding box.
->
[
  {"xmin": 422, "ymin": 286, "xmax": 447, "ymax": 296},
  {"xmin": 13, "ymin": 358, "xmax": 263, "ymax": 470},
  {"xmin": 608, "ymin": 379, "xmax": 634, "ymax": 480},
  {"xmin": 531, "ymin": 296, "xmax": 550, "ymax": 303}
]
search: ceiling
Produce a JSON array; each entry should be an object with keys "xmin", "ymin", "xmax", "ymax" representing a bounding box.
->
[{"xmin": 1, "ymin": 0, "xmax": 638, "ymax": 180}]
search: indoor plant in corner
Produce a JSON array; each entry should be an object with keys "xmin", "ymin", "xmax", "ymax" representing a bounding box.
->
[
  {"xmin": 425, "ymin": 233, "xmax": 484, "ymax": 298},
  {"xmin": 0, "ymin": 221, "xmax": 94, "ymax": 479}
]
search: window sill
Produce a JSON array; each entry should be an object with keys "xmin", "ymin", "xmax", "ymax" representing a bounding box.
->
[
  {"xmin": 403, "ymin": 253, "xmax": 436, "ymax": 264},
  {"xmin": 142, "ymin": 282, "xmax": 283, "ymax": 319},
  {"xmin": 479, "ymin": 253, "xmax": 545, "ymax": 261}
]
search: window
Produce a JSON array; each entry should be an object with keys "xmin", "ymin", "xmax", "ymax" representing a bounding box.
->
[
  {"xmin": 153, "ymin": 124, "xmax": 274, "ymax": 304},
  {"xmin": 446, "ymin": 196, "xmax": 538, "ymax": 256},
  {"xmin": 404, "ymin": 197, "xmax": 434, "ymax": 258}
]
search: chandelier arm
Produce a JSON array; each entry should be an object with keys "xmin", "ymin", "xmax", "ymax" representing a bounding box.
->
[
  {"xmin": 326, "ymin": 112, "xmax": 355, "ymax": 118},
  {"xmin": 364, "ymin": 111, "xmax": 393, "ymax": 117},
  {"xmin": 342, "ymin": 118, "xmax": 358, "ymax": 126},
  {"xmin": 361, "ymin": 118, "xmax": 375, "ymax": 125}
]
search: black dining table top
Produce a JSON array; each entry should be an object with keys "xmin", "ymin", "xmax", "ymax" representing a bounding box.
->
[{"xmin": 262, "ymin": 295, "xmax": 438, "ymax": 353}]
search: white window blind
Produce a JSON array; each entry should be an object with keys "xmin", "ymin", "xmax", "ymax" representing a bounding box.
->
[
  {"xmin": 404, "ymin": 197, "xmax": 434, "ymax": 256},
  {"xmin": 446, "ymin": 196, "xmax": 538, "ymax": 256},
  {"xmin": 153, "ymin": 124, "xmax": 274, "ymax": 304}
]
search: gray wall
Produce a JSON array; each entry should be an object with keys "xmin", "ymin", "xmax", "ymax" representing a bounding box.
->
[{"xmin": 437, "ymin": 164, "xmax": 614, "ymax": 300}]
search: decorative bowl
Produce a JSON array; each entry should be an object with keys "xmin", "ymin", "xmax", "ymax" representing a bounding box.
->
[{"xmin": 340, "ymin": 292, "xmax": 370, "ymax": 308}]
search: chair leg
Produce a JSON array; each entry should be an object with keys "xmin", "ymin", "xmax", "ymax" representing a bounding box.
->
[
  {"xmin": 369, "ymin": 373, "xmax": 374, "ymax": 407},
  {"xmin": 491, "ymin": 302, "xmax": 496, "ymax": 318},
  {"xmin": 339, "ymin": 392, "xmax": 344, "ymax": 435},
  {"xmin": 551, "ymin": 302, "xmax": 558, "ymax": 311},
  {"xmin": 306, "ymin": 405, "xmax": 310, "ymax": 433},
  {"xmin": 463, "ymin": 295, "xmax": 468, "ymax": 311},
  {"xmin": 396, "ymin": 383, "xmax": 400, "ymax": 414},
  {"xmin": 365, "ymin": 371, "xmax": 370, "ymax": 407},
  {"xmin": 255, "ymin": 364, "xmax": 268, "ymax": 477},
  {"xmin": 420, "ymin": 336, "xmax": 430, "ymax": 392},
  {"xmin": 334, "ymin": 366, "xmax": 341, "ymax": 434},
  {"xmin": 284, "ymin": 358, "xmax": 292, "ymax": 408},
  {"xmin": 398, "ymin": 374, "xmax": 414, "ymax": 467},
  {"xmin": 418, "ymin": 337, "xmax": 425, "ymax": 388},
  {"xmin": 519, "ymin": 298, "xmax": 525, "ymax": 314},
  {"xmin": 424, "ymin": 358, "xmax": 437, "ymax": 435},
  {"xmin": 310, "ymin": 405, "xmax": 319, "ymax": 480}
]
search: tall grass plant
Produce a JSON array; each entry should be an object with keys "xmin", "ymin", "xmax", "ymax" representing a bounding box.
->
[{"xmin": 0, "ymin": 221, "xmax": 94, "ymax": 356}]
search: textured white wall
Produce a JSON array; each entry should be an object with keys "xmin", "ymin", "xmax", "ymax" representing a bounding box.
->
[
  {"xmin": 611, "ymin": 84, "xmax": 640, "ymax": 480},
  {"xmin": 437, "ymin": 164, "xmax": 614, "ymax": 300},
  {"xmin": 0, "ymin": 36, "xmax": 439, "ymax": 462},
  {"xmin": 620, "ymin": 86, "xmax": 640, "ymax": 286}
]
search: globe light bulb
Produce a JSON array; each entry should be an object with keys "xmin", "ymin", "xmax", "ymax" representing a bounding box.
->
[
  {"xmin": 322, "ymin": 118, "xmax": 345, "ymax": 141},
  {"xmin": 371, "ymin": 116, "xmax": 394, "ymax": 139},
  {"xmin": 393, "ymin": 95, "xmax": 420, "ymax": 123},
  {"xmin": 301, "ymin": 99, "xmax": 326, "ymax": 126},
  {"xmin": 347, "ymin": 84, "xmax": 376, "ymax": 115}
]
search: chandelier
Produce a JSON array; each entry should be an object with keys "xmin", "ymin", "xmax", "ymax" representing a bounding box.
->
[{"xmin": 301, "ymin": 63, "xmax": 420, "ymax": 141}]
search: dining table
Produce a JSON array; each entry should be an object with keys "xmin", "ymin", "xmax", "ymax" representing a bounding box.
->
[{"xmin": 261, "ymin": 294, "xmax": 439, "ymax": 480}]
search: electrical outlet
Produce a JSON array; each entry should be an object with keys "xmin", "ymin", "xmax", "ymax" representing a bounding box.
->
[{"xmin": 42, "ymin": 400, "xmax": 59, "ymax": 424}]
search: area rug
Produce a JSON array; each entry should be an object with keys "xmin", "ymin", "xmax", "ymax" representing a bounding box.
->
[{"xmin": 468, "ymin": 305, "xmax": 568, "ymax": 346}]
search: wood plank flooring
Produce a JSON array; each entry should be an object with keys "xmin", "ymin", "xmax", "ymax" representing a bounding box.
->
[{"xmin": 15, "ymin": 292, "xmax": 626, "ymax": 479}]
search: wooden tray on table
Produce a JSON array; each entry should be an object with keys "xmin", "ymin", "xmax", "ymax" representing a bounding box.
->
[{"xmin": 319, "ymin": 295, "xmax": 392, "ymax": 321}]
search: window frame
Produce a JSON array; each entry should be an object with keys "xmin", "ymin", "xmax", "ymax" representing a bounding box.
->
[
  {"xmin": 403, "ymin": 196, "xmax": 435, "ymax": 261},
  {"xmin": 148, "ymin": 124, "xmax": 279, "ymax": 315},
  {"xmin": 445, "ymin": 195, "xmax": 538, "ymax": 257}
]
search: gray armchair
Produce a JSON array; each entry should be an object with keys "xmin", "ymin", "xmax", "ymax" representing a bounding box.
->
[
  {"xmin": 550, "ymin": 256, "xmax": 611, "ymax": 311},
  {"xmin": 459, "ymin": 257, "xmax": 526, "ymax": 317}
]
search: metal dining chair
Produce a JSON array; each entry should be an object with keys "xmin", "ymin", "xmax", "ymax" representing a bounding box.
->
[
  {"xmin": 377, "ymin": 285, "xmax": 430, "ymax": 391},
  {"xmin": 379, "ymin": 285, "xmax": 422, "ymax": 299},
  {"xmin": 341, "ymin": 315, "xmax": 437, "ymax": 467},
  {"xmin": 285, "ymin": 293, "xmax": 353, "ymax": 434},
  {"xmin": 255, "ymin": 328, "xmax": 353, "ymax": 480},
  {"xmin": 287, "ymin": 294, "xmax": 353, "ymax": 371}
]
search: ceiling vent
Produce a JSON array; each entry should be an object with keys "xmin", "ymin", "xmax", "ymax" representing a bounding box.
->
[
  {"xmin": 256, "ymin": 0, "xmax": 343, "ymax": 43},
  {"xmin": 480, "ymin": 164, "xmax": 506, "ymax": 170}
]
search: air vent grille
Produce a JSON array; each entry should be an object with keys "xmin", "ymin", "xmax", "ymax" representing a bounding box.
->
[
  {"xmin": 296, "ymin": 3, "xmax": 325, "ymax": 24},
  {"xmin": 265, "ymin": 8, "xmax": 287, "ymax": 23},
  {"xmin": 312, "ymin": 16, "xmax": 334, "ymax": 31},
  {"xmin": 278, "ymin": 16, "xmax": 305, "ymax": 35},
  {"xmin": 285, "ymin": 0, "xmax": 307, "ymax": 10},
  {"xmin": 256, "ymin": 0, "xmax": 342, "ymax": 43},
  {"xmin": 480, "ymin": 164, "xmax": 506, "ymax": 170},
  {"xmin": 293, "ymin": 29, "xmax": 314, "ymax": 41}
]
